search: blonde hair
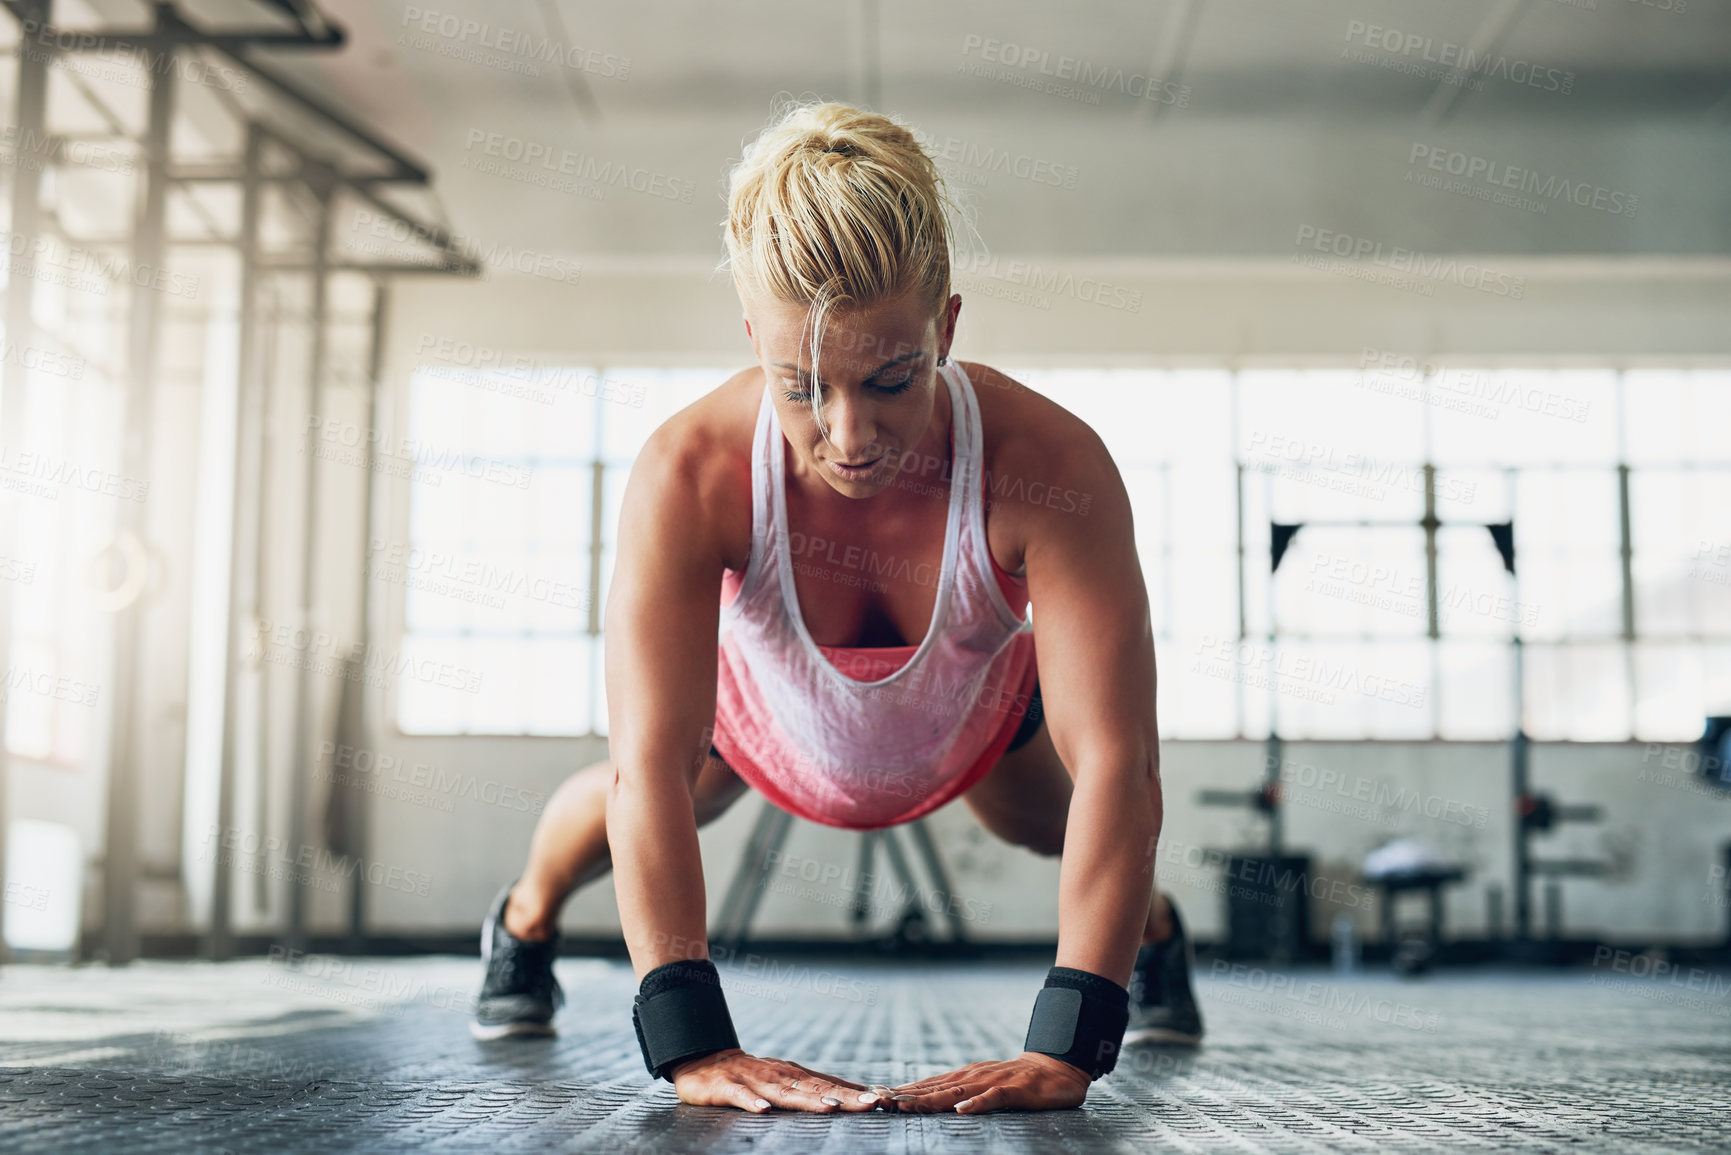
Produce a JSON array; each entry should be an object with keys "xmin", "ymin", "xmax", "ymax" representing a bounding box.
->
[{"xmin": 722, "ymin": 98, "xmax": 966, "ymax": 436}]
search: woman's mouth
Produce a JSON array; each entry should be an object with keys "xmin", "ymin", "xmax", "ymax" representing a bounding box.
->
[{"xmin": 826, "ymin": 454, "xmax": 884, "ymax": 480}]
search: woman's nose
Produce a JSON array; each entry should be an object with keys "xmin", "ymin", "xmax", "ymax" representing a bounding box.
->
[{"xmin": 823, "ymin": 397, "xmax": 880, "ymax": 458}]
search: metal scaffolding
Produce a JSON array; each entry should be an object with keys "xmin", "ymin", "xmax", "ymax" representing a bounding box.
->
[{"xmin": 0, "ymin": 0, "xmax": 476, "ymax": 965}]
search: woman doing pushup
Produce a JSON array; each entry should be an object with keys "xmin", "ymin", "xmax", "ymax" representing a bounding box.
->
[{"xmin": 473, "ymin": 99, "xmax": 1203, "ymax": 1115}]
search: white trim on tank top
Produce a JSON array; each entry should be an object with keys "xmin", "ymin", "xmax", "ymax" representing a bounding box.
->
[
  {"xmin": 718, "ymin": 360, "xmax": 1028, "ymax": 671},
  {"xmin": 770, "ymin": 361, "xmax": 965, "ymax": 689}
]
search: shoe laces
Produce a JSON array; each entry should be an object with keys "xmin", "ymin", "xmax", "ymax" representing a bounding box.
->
[
  {"xmin": 1130, "ymin": 943, "xmax": 1167, "ymax": 1007},
  {"xmin": 493, "ymin": 936, "xmax": 564, "ymax": 1006}
]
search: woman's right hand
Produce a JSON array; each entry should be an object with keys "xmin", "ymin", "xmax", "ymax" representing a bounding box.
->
[{"xmin": 670, "ymin": 1048, "xmax": 884, "ymax": 1113}]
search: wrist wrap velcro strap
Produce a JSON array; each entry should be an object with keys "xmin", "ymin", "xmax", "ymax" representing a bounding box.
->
[
  {"xmin": 1023, "ymin": 966, "xmax": 1130, "ymax": 1080},
  {"xmin": 631, "ymin": 959, "xmax": 740, "ymax": 1081}
]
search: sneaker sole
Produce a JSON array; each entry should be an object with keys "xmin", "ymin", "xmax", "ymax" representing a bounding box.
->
[
  {"xmin": 1123, "ymin": 1025, "xmax": 1203, "ymax": 1046},
  {"xmin": 469, "ymin": 1018, "xmax": 557, "ymax": 1041}
]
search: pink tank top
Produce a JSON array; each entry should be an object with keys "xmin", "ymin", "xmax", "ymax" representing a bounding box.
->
[{"xmin": 711, "ymin": 360, "xmax": 1038, "ymax": 830}]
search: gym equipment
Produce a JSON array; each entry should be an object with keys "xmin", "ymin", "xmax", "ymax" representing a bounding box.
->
[
  {"xmin": 1698, "ymin": 717, "xmax": 1731, "ymax": 792},
  {"xmin": 1201, "ymin": 462, "xmax": 1615, "ymax": 961},
  {"xmin": 713, "ymin": 799, "xmax": 969, "ymax": 954}
]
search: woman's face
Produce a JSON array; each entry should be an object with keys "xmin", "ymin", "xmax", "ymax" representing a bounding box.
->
[{"xmin": 744, "ymin": 288, "xmax": 961, "ymax": 499}]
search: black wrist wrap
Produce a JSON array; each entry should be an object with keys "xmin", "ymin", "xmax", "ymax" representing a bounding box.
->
[
  {"xmin": 631, "ymin": 959, "xmax": 740, "ymax": 1081},
  {"xmin": 1022, "ymin": 966, "xmax": 1130, "ymax": 1080}
]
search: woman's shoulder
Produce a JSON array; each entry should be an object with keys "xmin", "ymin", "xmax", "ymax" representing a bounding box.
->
[
  {"xmin": 957, "ymin": 360, "xmax": 1108, "ymax": 471},
  {"xmin": 631, "ymin": 366, "xmax": 762, "ymax": 571},
  {"xmin": 957, "ymin": 360, "xmax": 1123, "ymax": 544},
  {"xmin": 639, "ymin": 365, "xmax": 763, "ymax": 471}
]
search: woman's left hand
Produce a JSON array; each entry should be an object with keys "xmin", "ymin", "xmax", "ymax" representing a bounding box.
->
[{"xmin": 887, "ymin": 1052, "xmax": 1091, "ymax": 1114}]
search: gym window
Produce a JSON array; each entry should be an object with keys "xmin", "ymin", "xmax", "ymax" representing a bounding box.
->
[
  {"xmin": 393, "ymin": 365, "xmax": 723, "ymax": 736},
  {"xmin": 1018, "ymin": 367, "xmax": 1731, "ymax": 743}
]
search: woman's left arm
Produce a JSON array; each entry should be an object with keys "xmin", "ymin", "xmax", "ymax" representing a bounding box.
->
[
  {"xmin": 1037, "ymin": 432, "xmax": 1162, "ymax": 991},
  {"xmin": 893, "ymin": 421, "xmax": 1160, "ymax": 1114}
]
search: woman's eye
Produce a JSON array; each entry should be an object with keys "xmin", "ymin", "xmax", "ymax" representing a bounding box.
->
[{"xmin": 780, "ymin": 375, "xmax": 913, "ymax": 402}]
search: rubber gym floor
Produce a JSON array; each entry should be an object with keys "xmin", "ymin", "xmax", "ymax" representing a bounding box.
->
[{"xmin": 1, "ymin": 955, "xmax": 1726, "ymax": 1153}]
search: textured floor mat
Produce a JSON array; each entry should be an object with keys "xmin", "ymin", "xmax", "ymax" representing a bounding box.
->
[{"xmin": 1, "ymin": 955, "xmax": 1727, "ymax": 1152}]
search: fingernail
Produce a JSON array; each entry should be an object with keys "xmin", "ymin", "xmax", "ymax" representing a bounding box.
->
[
  {"xmin": 754, "ymin": 1098, "xmax": 771, "ymax": 1110},
  {"xmin": 955, "ymin": 1099, "xmax": 973, "ymax": 1111},
  {"xmin": 821, "ymin": 1096, "xmax": 841, "ymax": 1106},
  {"xmin": 892, "ymin": 1094, "xmax": 915, "ymax": 1101},
  {"xmin": 869, "ymin": 1085, "xmax": 893, "ymax": 1095},
  {"xmin": 858, "ymin": 1092, "xmax": 879, "ymax": 1104}
]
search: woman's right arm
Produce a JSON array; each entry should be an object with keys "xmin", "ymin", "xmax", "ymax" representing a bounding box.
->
[
  {"xmin": 604, "ymin": 419, "xmax": 723, "ymax": 982},
  {"xmin": 603, "ymin": 417, "xmax": 880, "ymax": 1113}
]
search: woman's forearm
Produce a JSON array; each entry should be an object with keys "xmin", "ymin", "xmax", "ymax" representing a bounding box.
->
[
  {"xmin": 1053, "ymin": 754, "xmax": 1163, "ymax": 989},
  {"xmin": 608, "ymin": 764, "xmax": 713, "ymax": 976}
]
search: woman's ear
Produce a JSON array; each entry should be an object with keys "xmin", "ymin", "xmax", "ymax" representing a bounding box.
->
[
  {"xmin": 742, "ymin": 314, "xmax": 762, "ymax": 362},
  {"xmin": 936, "ymin": 293, "xmax": 962, "ymax": 362}
]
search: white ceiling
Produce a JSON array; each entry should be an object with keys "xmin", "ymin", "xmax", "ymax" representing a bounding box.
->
[{"xmin": 27, "ymin": 1, "xmax": 1731, "ymax": 264}]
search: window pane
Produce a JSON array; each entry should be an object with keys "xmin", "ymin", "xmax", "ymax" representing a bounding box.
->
[
  {"xmin": 1239, "ymin": 370, "xmax": 1426, "ymax": 469},
  {"xmin": 1514, "ymin": 471, "xmax": 1623, "ymax": 640},
  {"xmin": 401, "ymin": 365, "xmax": 599, "ymax": 736},
  {"xmin": 1169, "ymin": 552, "xmax": 1239, "ymax": 642},
  {"xmin": 1257, "ymin": 641, "xmax": 1432, "ymax": 739},
  {"xmin": 1522, "ymin": 643, "xmax": 1630, "ymax": 740},
  {"xmin": 404, "ymin": 466, "xmax": 591, "ymax": 634},
  {"xmin": 1242, "ymin": 476, "xmax": 1273, "ymax": 638},
  {"xmin": 530, "ymin": 467, "xmax": 589, "ymax": 550},
  {"xmin": 1632, "ymin": 469, "xmax": 1731, "ymax": 636},
  {"xmin": 599, "ymin": 463, "xmax": 632, "ymax": 628},
  {"xmin": 1437, "ymin": 641, "xmax": 1515, "ymax": 739},
  {"xmin": 1520, "ymin": 469, "xmax": 1622, "ymax": 551},
  {"xmin": 1632, "ymin": 641, "xmax": 1731, "ymax": 744},
  {"xmin": 397, "ymin": 636, "xmax": 591, "ymax": 736},
  {"xmin": 524, "ymin": 637, "xmax": 593, "ymax": 735},
  {"xmin": 1122, "ymin": 466, "xmax": 1167, "ymax": 634},
  {"xmin": 1429, "ymin": 370, "xmax": 1615, "ymax": 465},
  {"xmin": 1165, "ymin": 463, "xmax": 1239, "ymax": 639},
  {"xmin": 1160, "ymin": 634, "xmax": 1239, "ymax": 738},
  {"xmin": 601, "ymin": 367, "xmax": 734, "ymax": 463},
  {"xmin": 395, "ymin": 635, "xmax": 481, "ymax": 734},
  {"xmin": 1276, "ymin": 528, "xmax": 1428, "ymax": 638},
  {"xmin": 1157, "ymin": 371, "xmax": 1234, "ymax": 465},
  {"xmin": 1438, "ymin": 526, "xmax": 1520, "ymax": 639},
  {"xmin": 1435, "ymin": 467, "xmax": 1511, "ymax": 525},
  {"xmin": 1170, "ymin": 462, "xmax": 1238, "ymax": 551},
  {"xmin": 526, "ymin": 380, "xmax": 597, "ymax": 458},
  {"xmin": 1624, "ymin": 371, "xmax": 1731, "ymax": 465},
  {"xmin": 1019, "ymin": 368, "xmax": 1233, "ymax": 469},
  {"xmin": 1633, "ymin": 643, "xmax": 1709, "ymax": 741},
  {"xmin": 1242, "ymin": 374, "xmax": 1425, "ymax": 523}
]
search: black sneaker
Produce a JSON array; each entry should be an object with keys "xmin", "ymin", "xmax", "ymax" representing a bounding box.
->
[
  {"xmin": 471, "ymin": 882, "xmax": 564, "ymax": 1040},
  {"xmin": 1124, "ymin": 894, "xmax": 1204, "ymax": 1045}
]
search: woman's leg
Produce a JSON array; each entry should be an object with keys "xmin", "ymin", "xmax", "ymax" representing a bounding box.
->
[
  {"xmin": 961, "ymin": 716, "xmax": 1172, "ymax": 943},
  {"xmin": 503, "ymin": 752, "xmax": 750, "ymax": 941},
  {"xmin": 965, "ymin": 712, "xmax": 1204, "ymax": 1043}
]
